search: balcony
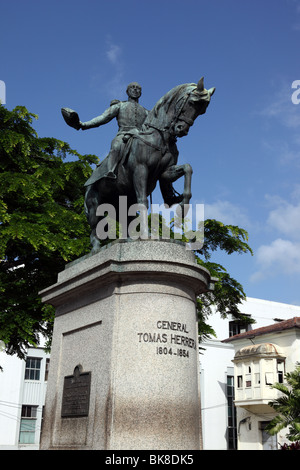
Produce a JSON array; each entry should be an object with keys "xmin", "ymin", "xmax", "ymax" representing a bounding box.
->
[{"xmin": 233, "ymin": 343, "xmax": 285, "ymax": 407}]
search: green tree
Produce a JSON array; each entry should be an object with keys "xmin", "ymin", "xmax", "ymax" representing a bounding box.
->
[
  {"xmin": 196, "ymin": 219, "xmax": 254, "ymax": 339},
  {"xmin": 0, "ymin": 104, "xmax": 98, "ymax": 359},
  {"xmin": 266, "ymin": 363, "xmax": 300, "ymax": 442}
]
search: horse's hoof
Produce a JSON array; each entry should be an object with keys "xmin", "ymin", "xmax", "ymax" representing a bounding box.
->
[
  {"xmin": 176, "ymin": 202, "xmax": 190, "ymax": 218},
  {"xmin": 164, "ymin": 195, "xmax": 183, "ymax": 207}
]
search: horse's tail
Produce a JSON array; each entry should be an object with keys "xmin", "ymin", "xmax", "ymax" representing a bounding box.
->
[{"xmin": 84, "ymin": 183, "xmax": 101, "ymax": 229}]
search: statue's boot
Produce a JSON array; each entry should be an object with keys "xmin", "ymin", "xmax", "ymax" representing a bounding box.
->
[{"xmin": 104, "ymin": 151, "xmax": 118, "ymax": 179}]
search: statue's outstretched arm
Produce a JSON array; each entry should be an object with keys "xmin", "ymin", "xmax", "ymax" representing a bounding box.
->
[{"xmin": 80, "ymin": 104, "xmax": 119, "ymax": 130}]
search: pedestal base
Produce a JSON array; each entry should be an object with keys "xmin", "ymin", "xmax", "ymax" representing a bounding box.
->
[{"xmin": 40, "ymin": 240, "xmax": 215, "ymax": 450}]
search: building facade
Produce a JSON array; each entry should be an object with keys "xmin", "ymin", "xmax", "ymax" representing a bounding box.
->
[
  {"xmin": 222, "ymin": 317, "xmax": 300, "ymax": 450},
  {"xmin": 0, "ymin": 346, "xmax": 50, "ymax": 450},
  {"xmin": 199, "ymin": 297, "xmax": 300, "ymax": 450}
]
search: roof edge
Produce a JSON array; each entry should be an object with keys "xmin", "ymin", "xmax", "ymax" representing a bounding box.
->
[{"xmin": 222, "ymin": 317, "xmax": 300, "ymax": 343}]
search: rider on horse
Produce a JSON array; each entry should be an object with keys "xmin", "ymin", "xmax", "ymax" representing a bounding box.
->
[{"xmin": 79, "ymin": 82, "xmax": 148, "ymax": 184}]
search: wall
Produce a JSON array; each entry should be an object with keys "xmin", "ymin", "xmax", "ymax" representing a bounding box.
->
[
  {"xmin": 230, "ymin": 328, "xmax": 300, "ymax": 449},
  {"xmin": 0, "ymin": 353, "xmax": 24, "ymax": 449},
  {"xmin": 0, "ymin": 347, "xmax": 49, "ymax": 450},
  {"xmin": 199, "ymin": 340, "xmax": 234, "ymax": 450},
  {"xmin": 199, "ymin": 297, "xmax": 300, "ymax": 450}
]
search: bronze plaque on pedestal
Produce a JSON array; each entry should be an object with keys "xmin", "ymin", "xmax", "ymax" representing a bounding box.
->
[{"xmin": 61, "ymin": 365, "xmax": 91, "ymax": 418}]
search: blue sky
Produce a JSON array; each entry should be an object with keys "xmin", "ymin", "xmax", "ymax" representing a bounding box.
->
[{"xmin": 2, "ymin": 0, "xmax": 300, "ymax": 307}]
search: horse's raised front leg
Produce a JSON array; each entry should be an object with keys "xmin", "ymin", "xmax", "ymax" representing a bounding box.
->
[{"xmin": 160, "ymin": 163, "xmax": 193, "ymax": 209}]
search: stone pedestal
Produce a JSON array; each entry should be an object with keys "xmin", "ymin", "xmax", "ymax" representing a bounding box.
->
[{"xmin": 40, "ymin": 240, "xmax": 215, "ymax": 450}]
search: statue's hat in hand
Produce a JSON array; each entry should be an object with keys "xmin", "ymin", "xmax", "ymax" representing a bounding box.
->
[{"xmin": 61, "ymin": 107, "xmax": 81, "ymax": 130}]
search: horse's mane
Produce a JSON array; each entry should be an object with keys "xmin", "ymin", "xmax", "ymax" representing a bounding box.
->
[{"xmin": 144, "ymin": 83, "xmax": 197, "ymax": 129}]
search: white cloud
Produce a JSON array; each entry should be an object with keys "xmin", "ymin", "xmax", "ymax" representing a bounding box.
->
[
  {"xmin": 259, "ymin": 79, "xmax": 300, "ymax": 170},
  {"xmin": 90, "ymin": 37, "xmax": 126, "ymax": 99},
  {"xmin": 251, "ymin": 192, "xmax": 300, "ymax": 282},
  {"xmin": 260, "ymin": 81, "xmax": 300, "ymax": 129},
  {"xmin": 291, "ymin": 0, "xmax": 300, "ymax": 30},
  {"xmin": 90, "ymin": 35, "xmax": 127, "ymax": 99},
  {"xmin": 106, "ymin": 43, "xmax": 122, "ymax": 65},
  {"xmin": 104, "ymin": 37, "xmax": 126, "ymax": 98},
  {"xmin": 251, "ymin": 238, "xmax": 300, "ymax": 282},
  {"xmin": 204, "ymin": 200, "xmax": 250, "ymax": 228},
  {"xmin": 267, "ymin": 200, "xmax": 300, "ymax": 239},
  {"xmin": 262, "ymin": 140, "xmax": 300, "ymax": 167}
]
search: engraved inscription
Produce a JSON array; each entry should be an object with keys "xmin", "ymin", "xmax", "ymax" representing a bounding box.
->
[
  {"xmin": 61, "ymin": 365, "xmax": 91, "ymax": 418},
  {"xmin": 137, "ymin": 320, "xmax": 196, "ymax": 358}
]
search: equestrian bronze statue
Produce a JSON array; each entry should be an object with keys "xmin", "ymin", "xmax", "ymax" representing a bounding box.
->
[{"xmin": 62, "ymin": 78, "xmax": 215, "ymax": 251}]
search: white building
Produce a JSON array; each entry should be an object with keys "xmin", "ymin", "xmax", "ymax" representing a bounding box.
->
[
  {"xmin": 0, "ymin": 346, "xmax": 50, "ymax": 450},
  {"xmin": 223, "ymin": 317, "xmax": 300, "ymax": 450},
  {"xmin": 199, "ymin": 297, "xmax": 300, "ymax": 450}
]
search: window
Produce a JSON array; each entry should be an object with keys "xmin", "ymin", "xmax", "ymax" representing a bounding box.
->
[
  {"xmin": 265, "ymin": 372, "xmax": 274, "ymax": 385},
  {"xmin": 24, "ymin": 357, "xmax": 41, "ymax": 381},
  {"xmin": 21, "ymin": 405, "xmax": 37, "ymax": 418},
  {"xmin": 237, "ymin": 375, "xmax": 243, "ymax": 388},
  {"xmin": 254, "ymin": 373, "xmax": 260, "ymax": 385},
  {"xmin": 245, "ymin": 375, "xmax": 251, "ymax": 388},
  {"xmin": 44, "ymin": 358, "xmax": 50, "ymax": 381},
  {"xmin": 19, "ymin": 405, "xmax": 38, "ymax": 444},
  {"xmin": 277, "ymin": 360, "xmax": 285, "ymax": 384},
  {"xmin": 227, "ymin": 376, "xmax": 237, "ymax": 449},
  {"xmin": 229, "ymin": 315, "xmax": 251, "ymax": 337},
  {"xmin": 254, "ymin": 361, "xmax": 260, "ymax": 385},
  {"xmin": 265, "ymin": 359, "xmax": 274, "ymax": 385}
]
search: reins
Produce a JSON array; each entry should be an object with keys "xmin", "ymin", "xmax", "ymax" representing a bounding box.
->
[{"xmin": 126, "ymin": 87, "xmax": 196, "ymax": 154}]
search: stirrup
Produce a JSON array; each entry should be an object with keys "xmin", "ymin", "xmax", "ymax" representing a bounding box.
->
[{"xmin": 104, "ymin": 171, "xmax": 117, "ymax": 179}]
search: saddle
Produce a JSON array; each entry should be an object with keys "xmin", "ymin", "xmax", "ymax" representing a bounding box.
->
[{"xmin": 84, "ymin": 128, "xmax": 162, "ymax": 187}]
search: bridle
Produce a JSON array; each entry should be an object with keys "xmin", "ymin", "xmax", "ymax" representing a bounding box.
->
[{"xmin": 129, "ymin": 87, "xmax": 205, "ymax": 152}]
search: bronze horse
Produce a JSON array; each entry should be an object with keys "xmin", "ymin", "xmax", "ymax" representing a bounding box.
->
[{"xmin": 83, "ymin": 78, "xmax": 215, "ymax": 251}]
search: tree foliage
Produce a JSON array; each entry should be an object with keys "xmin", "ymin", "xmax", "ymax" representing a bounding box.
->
[
  {"xmin": 266, "ymin": 363, "xmax": 300, "ymax": 442},
  {"xmin": 164, "ymin": 215, "xmax": 253, "ymax": 339},
  {"xmin": 0, "ymin": 105, "xmax": 98, "ymax": 358},
  {"xmin": 195, "ymin": 220, "xmax": 254, "ymax": 338}
]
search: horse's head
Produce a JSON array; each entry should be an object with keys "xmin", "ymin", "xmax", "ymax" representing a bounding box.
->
[
  {"xmin": 172, "ymin": 78, "xmax": 215, "ymax": 137},
  {"xmin": 145, "ymin": 78, "xmax": 215, "ymax": 138}
]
